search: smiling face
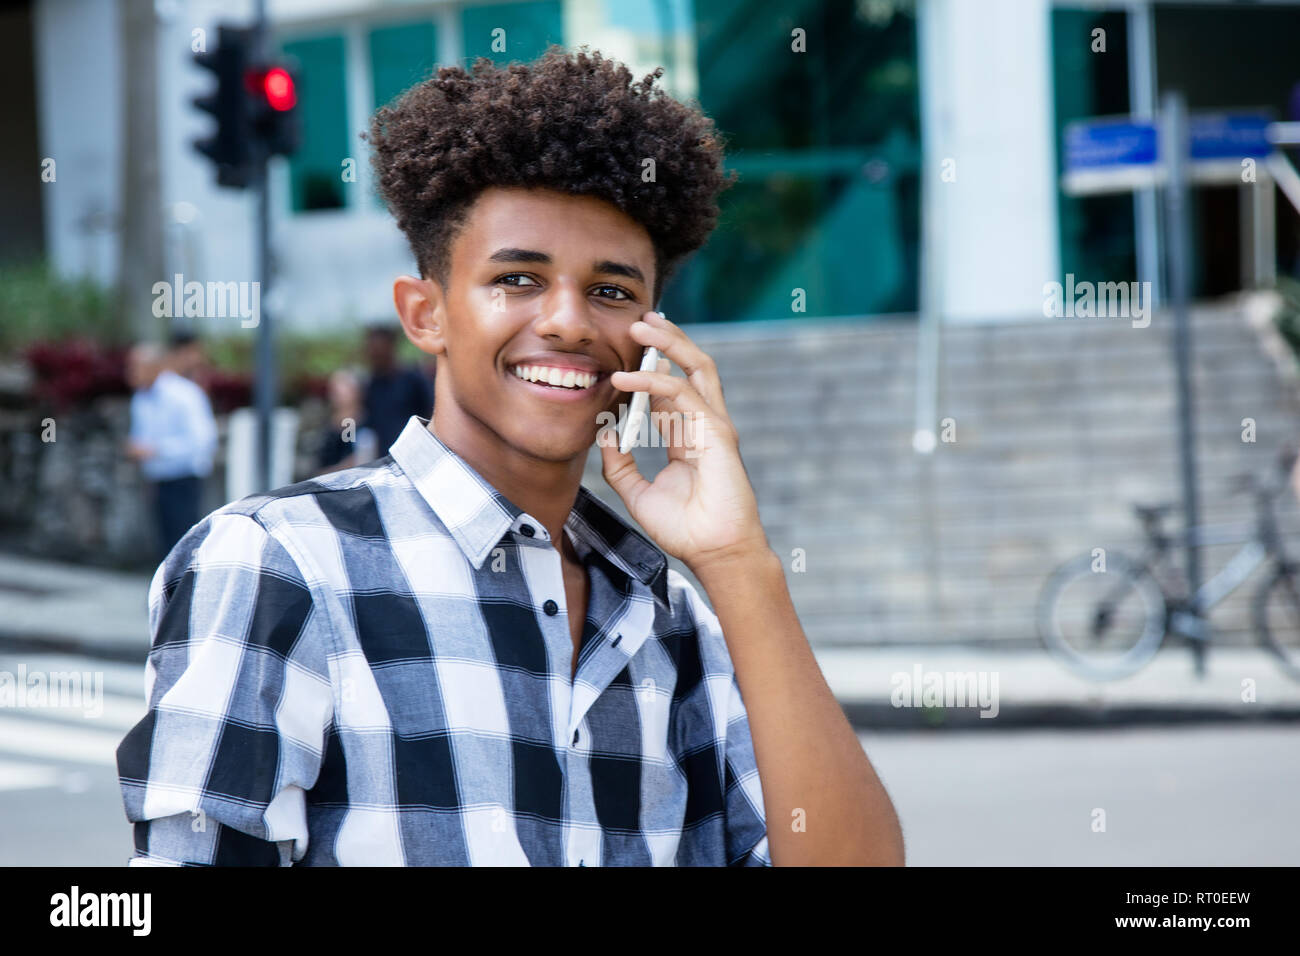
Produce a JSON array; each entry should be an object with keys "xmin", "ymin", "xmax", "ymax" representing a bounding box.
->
[{"xmin": 403, "ymin": 187, "xmax": 655, "ymax": 467}]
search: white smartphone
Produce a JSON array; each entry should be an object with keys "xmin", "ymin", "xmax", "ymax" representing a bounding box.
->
[{"xmin": 618, "ymin": 344, "xmax": 660, "ymax": 454}]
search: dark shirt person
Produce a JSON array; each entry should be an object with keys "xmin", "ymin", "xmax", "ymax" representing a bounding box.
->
[
  {"xmin": 317, "ymin": 369, "xmax": 378, "ymax": 472},
  {"xmin": 167, "ymin": 330, "xmax": 211, "ymax": 393},
  {"xmin": 363, "ymin": 325, "xmax": 435, "ymax": 454}
]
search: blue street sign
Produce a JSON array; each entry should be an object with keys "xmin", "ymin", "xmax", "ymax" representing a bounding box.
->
[
  {"xmin": 1188, "ymin": 112, "xmax": 1272, "ymax": 161},
  {"xmin": 1063, "ymin": 111, "xmax": 1275, "ymax": 194},
  {"xmin": 1064, "ymin": 120, "xmax": 1157, "ymax": 170}
]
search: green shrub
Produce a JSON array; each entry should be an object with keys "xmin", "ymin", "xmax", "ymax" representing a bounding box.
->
[
  {"xmin": 0, "ymin": 261, "xmax": 123, "ymax": 354},
  {"xmin": 205, "ymin": 326, "xmax": 431, "ymax": 403}
]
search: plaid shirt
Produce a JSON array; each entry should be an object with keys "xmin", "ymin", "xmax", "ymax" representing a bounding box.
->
[{"xmin": 116, "ymin": 416, "xmax": 771, "ymax": 866}]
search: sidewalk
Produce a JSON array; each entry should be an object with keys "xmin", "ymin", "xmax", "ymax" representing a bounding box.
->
[
  {"xmin": 3, "ymin": 552, "xmax": 1299, "ymax": 727},
  {"xmin": 0, "ymin": 552, "xmax": 153, "ymax": 663}
]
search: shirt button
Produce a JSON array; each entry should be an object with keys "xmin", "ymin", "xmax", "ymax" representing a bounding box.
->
[
  {"xmin": 543, "ymin": 599, "xmax": 558, "ymax": 616},
  {"xmin": 519, "ymin": 523, "xmax": 535, "ymax": 537}
]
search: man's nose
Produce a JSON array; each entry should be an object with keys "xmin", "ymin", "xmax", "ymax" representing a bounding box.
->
[{"xmin": 534, "ymin": 281, "xmax": 596, "ymax": 340}]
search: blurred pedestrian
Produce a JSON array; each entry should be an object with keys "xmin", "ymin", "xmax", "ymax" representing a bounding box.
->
[
  {"xmin": 316, "ymin": 368, "xmax": 378, "ymax": 473},
  {"xmin": 124, "ymin": 342, "xmax": 218, "ymax": 562},
  {"xmin": 363, "ymin": 323, "xmax": 435, "ymax": 455},
  {"xmin": 167, "ymin": 329, "xmax": 211, "ymax": 392}
]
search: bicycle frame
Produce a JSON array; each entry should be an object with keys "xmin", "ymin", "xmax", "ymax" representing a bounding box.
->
[
  {"xmin": 1192, "ymin": 537, "xmax": 1268, "ymax": 612},
  {"xmin": 1139, "ymin": 485, "xmax": 1289, "ymax": 620}
]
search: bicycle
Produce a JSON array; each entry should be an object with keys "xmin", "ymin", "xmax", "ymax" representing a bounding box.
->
[{"xmin": 1036, "ymin": 447, "xmax": 1300, "ymax": 681}]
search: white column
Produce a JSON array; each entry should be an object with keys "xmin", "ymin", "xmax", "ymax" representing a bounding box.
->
[{"xmin": 919, "ymin": 0, "xmax": 1060, "ymax": 322}]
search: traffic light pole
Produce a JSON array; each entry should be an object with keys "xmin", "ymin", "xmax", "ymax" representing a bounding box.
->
[
  {"xmin": 255, "ymin": 158, "xmax": 274, "ymax": 494},
  {"xmin": 252, "ymin": 1, "xmax": 274, "ymax": 494},
  {"xmin": 193, "ymin": 5, "xmax": 298, "ymax": 494}
]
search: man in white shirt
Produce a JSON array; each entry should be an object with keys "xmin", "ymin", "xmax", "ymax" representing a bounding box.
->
[{"xmin": 125, "ymin": 342, "xmax": 218, "ymax": 561}]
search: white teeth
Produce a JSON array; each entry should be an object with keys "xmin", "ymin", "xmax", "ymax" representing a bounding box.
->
[{"xmin": 511, "ymin": 365, "xmax": 596, "ymax": 389}]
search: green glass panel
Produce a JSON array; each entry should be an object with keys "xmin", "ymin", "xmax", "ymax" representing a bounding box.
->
[
  {"xmin": 370, "ymin": 21, "xmax": 438, "ymax": 110},
  {"xmin": 460, "ymin": 1, "xmax": 563, "ymax": 65},
  {"xmin": 368, "ymin": 21, "xmax": 438, "ymax": 207},
  {"xmin": 1050, "ymin": 9, "xmax": 1136, "ymax": 289},
  {"xmin": 673, "ymin": 0, "xmax": 921, "ymax": 322},
  {"xmin": 282, "ymin": 34, "xmax": 349, "ymax": 212}
]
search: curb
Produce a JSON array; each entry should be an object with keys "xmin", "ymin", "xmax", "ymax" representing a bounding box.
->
[
  {"xmin": 842, "ymin": 700, "xmax": 1300, "ymax": 731},
  {"xmin": 0, "ymin": 632, "xmax": 147, "ymax": 666}
]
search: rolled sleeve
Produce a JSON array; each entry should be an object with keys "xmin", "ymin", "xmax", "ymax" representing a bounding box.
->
[
  {"xmin": 679, "ymin": 578, "xmax": 772, "ymax": 867},
  {"xmin": 116, "ymin": 511, "xmax": 333, "ymax": 866},
  {"xmin": 721, "ymin": 674, "xmax": 772, "ymax": 867}
]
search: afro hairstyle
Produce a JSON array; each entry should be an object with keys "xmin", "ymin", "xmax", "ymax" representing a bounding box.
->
[{"xmin": 366, "ymin": 45, "xmax": 735, "ymax": 304}]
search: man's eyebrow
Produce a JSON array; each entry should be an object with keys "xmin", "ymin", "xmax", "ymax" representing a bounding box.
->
[
  {"xmin": 487, "ymin": 247, "xmax": 551, "ymax": 265},
  {"xmin": 592, "ymin": 260, "xmax": 646, "ymax": 285},
  {"xmin": 487, "ymin": 248, "xmax": 646, "ymax": 286}
]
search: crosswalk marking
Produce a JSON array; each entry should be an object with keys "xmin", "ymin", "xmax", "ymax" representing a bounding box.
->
[
  {"xmin": 3, "ymin": 694, "xmax": 146, "ymax": 730},
  {"xmin": 0, "ymin": 713, "xmax": 132, "ymax": 767},
  {"xmin": 0, "ymin": 758, "xmax": 63, "ymax": 793},
  {"xmin": 0, "ymin": 654, "xmax": 147, "ymax": 793}
]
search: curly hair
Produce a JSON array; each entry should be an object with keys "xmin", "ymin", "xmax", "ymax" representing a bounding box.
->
[{"xmin": 366, "ymin": 45, "xmax": 735, "ymax": 304}]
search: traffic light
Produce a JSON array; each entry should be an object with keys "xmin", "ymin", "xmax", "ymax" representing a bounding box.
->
[
  {"xmin": 247, "ymin": 63, "xmax": 301, "ymax": 158},
  {"xmin": 192, "ymin": 25, "xmax": 256, "ymax": 187},
  {"xmin": 193, "ymin": 25, "xmax": 301, "ymax": 188}
]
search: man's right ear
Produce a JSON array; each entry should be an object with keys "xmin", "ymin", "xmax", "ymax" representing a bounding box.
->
[{"xmin": 393, "ymin": 275, "xmax": 446, "ymax": 357}]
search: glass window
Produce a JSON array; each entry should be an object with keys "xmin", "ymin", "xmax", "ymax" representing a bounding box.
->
[
  {"xmin": 368, "ymin": 21, "xmax": 439, "ymax": 207},
  {"xmin": 1050, "ymin": 9, "xmax": 1135, "ymax": 292},
  {"xmin": 370, "ymin": 20, "xmax": 438, "ymax": 110},
  {"xmin": 281, "ymin": 34, "xmax": 349, "ymax": 212},
  {"xmin": 669, "ymin": 0, "xmax": 921, "ymax": 322},
  {"xmin": 1152, "ymin": 3, "xmax": 1300, "ymax": 293},
  {"xmin": 460, "ymin": 1, "xmax": 563, "ymax": 64}
]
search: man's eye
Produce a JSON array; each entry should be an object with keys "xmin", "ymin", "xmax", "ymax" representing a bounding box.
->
[
  {"xmin": 593, "ymin": 285, "xmax": 631, "ymax": 301},
  {"xmin": 496, "ymin": 274, "xmax": 539, "ymax": 287}
]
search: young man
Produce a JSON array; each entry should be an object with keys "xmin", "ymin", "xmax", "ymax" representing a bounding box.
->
[{"xmin": 116, "ymin": 47, "xmax": 903, "ymax": 866}]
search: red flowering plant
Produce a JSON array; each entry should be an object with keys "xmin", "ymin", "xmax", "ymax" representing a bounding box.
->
[
  {"xmin": 204, "ymin": 368, "xmax": 253, "ymax": 415},
  {"xmin": 0, "ymin": 262, "xmax": 130, "ymax": 413},
  {"xmin": 22, "ymin": 338, "xmax": 131, "ymax": 411}
]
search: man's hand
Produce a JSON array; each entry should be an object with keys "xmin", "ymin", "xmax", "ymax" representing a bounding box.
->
[
  {"xmin": 599, "ymin": 310, "xmax": 770, "ymax": 572},
  {"xmin": 125, "ymin": 440, "xmax": 155, "ymax": 462}
]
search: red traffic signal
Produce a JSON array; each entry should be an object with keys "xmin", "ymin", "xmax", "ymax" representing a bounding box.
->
[
  {"xmin": 261, "ymin": 67, "xmax": 296, "ymax": 112},
  {"xmin": 247, "ymin": 61, "xmax": 301, "ymax": 158},
  {"xmin": 193, "ymin": 27, "xmax": 301, "ymax": 186}
]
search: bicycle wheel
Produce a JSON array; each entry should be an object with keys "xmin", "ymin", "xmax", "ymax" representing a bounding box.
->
[
  {"xmin": 1036, "ymin": 551, "xmax": 1168, "ymax": 680},
  {"xmin": 1253, "ymin": 567, "xmax": 1300, "ymax": 681}
]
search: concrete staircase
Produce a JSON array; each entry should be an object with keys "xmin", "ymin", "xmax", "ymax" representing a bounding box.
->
[{"xmin": 583, "ymin": 301, "xmax": 1300, "ymax": 647}]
